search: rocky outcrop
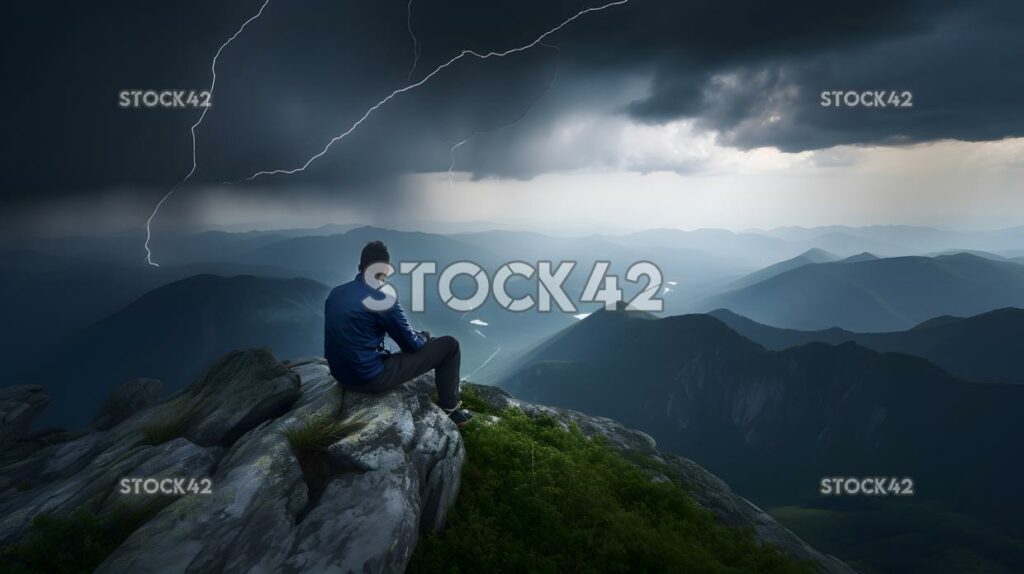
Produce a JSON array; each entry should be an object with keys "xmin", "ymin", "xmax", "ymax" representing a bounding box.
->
[
  {"xmin": 92, "ymin": 378, "xmax": 163, "ymax": 430},
  {"xmin": 0, "ymin": 385, "xmax": 50, "ymax": 448},
  {"xmin": 0, "ymin": 350, "xmax": 465, "ymax": 574},
  {"xmin": 98, "ymin": 356, "xmax": 464, "ymax": 574},
  {"xmin": 0, "ymin": 350, "xmax": 848, "ymax": 573},
  {"xmin": 163, "ymin": 349, "xmax": 302, "ymax": 447}
]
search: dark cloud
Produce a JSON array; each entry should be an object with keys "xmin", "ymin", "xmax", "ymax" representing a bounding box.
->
[
  {"xmin": 2, "ymin": 0, "xmax": 1021, "ymax": 211},
  {"xmin": 662, "ymin": 0, "xmax": 1024, "ymax": 152}
]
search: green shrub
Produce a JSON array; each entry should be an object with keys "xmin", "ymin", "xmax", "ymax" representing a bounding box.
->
[{"xmin": 409, "ymin": 408, "xmax": 812, "ymax": 573}]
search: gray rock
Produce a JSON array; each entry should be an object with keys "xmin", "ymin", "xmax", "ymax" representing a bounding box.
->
[
  {"xmin": 97, "ymin": 355, "xmax": 465, "ymax": 574},
  {"xmin": 0, "ymin": 433, "xmax": 220, "ymax": 545},
  {"xmin": 92, "ymin": 378, "xmax": 163, "ymax": 430},
  {"xmin": 0, "ymin": 385, "xmax": 50, "ymax": 448},
  {"xmin": 169, "ymin": 348, "xmax": 302, "ymax": 447}
]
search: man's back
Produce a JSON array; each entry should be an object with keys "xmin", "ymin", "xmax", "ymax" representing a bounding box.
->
[
  {"xmin": 324, "ymin": 240, "xmax": 469, "ymax": 425},
  {"xmin": 323, "ymin": 275, "xmax": 425, "ymax": 385}
]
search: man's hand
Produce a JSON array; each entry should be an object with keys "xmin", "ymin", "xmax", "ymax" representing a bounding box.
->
[{"xmin": 419, "ymin": 330, "xmax": 432, "ymax": 341}]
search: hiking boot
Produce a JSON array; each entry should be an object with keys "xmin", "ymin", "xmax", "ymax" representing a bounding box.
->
[
  {"xmin": 448, "ymin": 408, "xmax": 473, "ymax": 427},
  {"xmin": 443, "ymin": 401, "xmax": 474, "ymax": 427}
]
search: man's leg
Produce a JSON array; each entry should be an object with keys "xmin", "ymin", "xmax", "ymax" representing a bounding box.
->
[
  {"xmin": 363, "ymin": 336, "xmax": 461, "ymax": 409},
  {"xmin": 430, "ymin": 336, "xmax": 461, "ymax": 410}
]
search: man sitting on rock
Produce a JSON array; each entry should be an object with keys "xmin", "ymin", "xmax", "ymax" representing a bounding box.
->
[{"xmin": 324, "ymin": 240, "xmax": 473, "ymax": 426}]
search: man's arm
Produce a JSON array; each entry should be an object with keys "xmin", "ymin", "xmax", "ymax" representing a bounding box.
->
[{"xmin": 380, "ymin": 301, "xmax": 427, "ymax": 353}]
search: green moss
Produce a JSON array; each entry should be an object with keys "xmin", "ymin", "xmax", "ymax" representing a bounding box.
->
[
  {"xmin": 0, "ymin": 498, "xmax": 173, "ymax": 574},
  {"xmin": 408, "ymin": 408, "xmax": 812, "ymax": 573}
]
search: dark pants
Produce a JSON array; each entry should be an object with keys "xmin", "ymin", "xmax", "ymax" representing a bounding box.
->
[{"xmin": 356, "ymin": 336, "xmax": 461, "ymax": 409}]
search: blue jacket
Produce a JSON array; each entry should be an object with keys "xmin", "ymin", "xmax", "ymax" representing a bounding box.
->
[{"xmin": 324, "ymin": 274, "xmax": 426, "ymax": 385}]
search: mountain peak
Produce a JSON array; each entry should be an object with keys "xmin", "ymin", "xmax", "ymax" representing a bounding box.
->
[
  {"xmin": 800, "ymin": 247, "xmax": 838, "ymax": 262},
  {"xmin": 839, "ymin": 252, "xmax": 878, "ymax": 263}
]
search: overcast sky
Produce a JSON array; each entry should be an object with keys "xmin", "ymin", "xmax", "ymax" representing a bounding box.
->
[{"xmin": 3, "ymin": 0, "xmax": 1023, "ymax": 235}]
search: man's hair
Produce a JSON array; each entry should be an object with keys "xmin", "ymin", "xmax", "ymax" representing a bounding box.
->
[{"xmin": 359, "ymin": 240, "xmax": 390, "ymax": 272}]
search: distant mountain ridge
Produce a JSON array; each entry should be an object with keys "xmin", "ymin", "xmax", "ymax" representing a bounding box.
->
[
  {"xmin": 31, "ymin": 274, "xmax": 329, "ymax": 428},
  {"xmin": 709, "ymin": 307, "xmax": 1024, "ymax": 384},
  {"xmin": 725, "ymin": 248, "xmax": 838, "ymax": 290},
  {"xmin": 700, "ymin": 253, "xmax": 1024, "ymax": 331},
  {"xmin": 0, "ymin": 251, "xmax": 300, "ymax": 379},
  {"xmin": 755, "ymin": 224, "xmax": 1024, "ymax": 255}
]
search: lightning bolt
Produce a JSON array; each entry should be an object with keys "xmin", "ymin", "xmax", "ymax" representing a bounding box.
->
[
  {"xmin": 143, "ymin": 0, "xmax": 271, "ymax": 267},
  {"xmin": 447, "ymin": 63, "xmax": 560, "ymax": 190},
  {"xmin": 407, "ymin": 0, "xmax": 420, "ymax": 81},
  {"xmin": 242, "ymin": 0, "xmax": 629, "ymax": 182}
]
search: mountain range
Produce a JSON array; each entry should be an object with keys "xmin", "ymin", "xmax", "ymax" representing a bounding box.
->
[
  {"xmin": 700, "ymin": 253, "xmax": 1024, "ymax": 331},
  {"xmin": 710, "ymin": 307, "xmax": 1024, "ymax": 384}
]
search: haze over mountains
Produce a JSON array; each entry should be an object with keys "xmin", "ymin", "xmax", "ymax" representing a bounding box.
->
[{"xmin": 6, "ymin": 223, "xmax": 1024, "ymax": 409}]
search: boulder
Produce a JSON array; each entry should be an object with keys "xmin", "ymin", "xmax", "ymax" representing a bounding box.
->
[
  {"xmin": 92, "ymin": 378, "xmax": 163, "ymax": 430},
  {"xmin": 166, "ymin": 348, "xmax": 302, "ymax": 447},
  {"xmin": 0, "ymin": 385, "xmax": 50, "ymax": 448}
]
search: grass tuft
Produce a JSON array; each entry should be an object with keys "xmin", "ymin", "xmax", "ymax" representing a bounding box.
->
[
  {"xmin": 284, "ymin": 411, "xmax": 368, "ymax": 456},
  {"xmin": 284, "ymin": 409, "xmax": 370, "ymax": 524}
]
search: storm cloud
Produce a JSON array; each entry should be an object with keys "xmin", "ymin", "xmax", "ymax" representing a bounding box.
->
[{"xmin": 3, "ymin": 0, "xmax": 1022, "ymax": 206}]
